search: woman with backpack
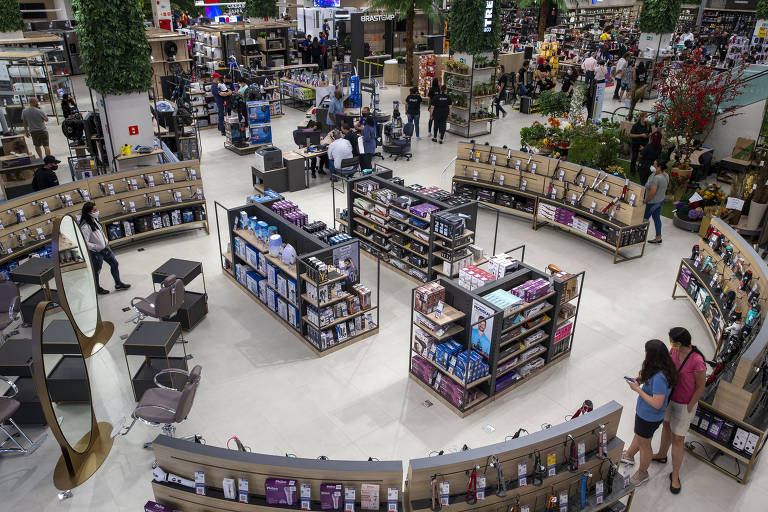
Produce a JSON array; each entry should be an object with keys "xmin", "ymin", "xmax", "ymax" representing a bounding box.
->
[{"xmin": 652, "ymin": 327, "xmax": 706, "ymax": 494}]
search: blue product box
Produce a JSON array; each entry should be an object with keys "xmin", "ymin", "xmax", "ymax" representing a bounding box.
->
[
  {"xmin": 266, "ymin": 288, "xmax": 277, "ymax": 312},
  {"xmin": 236, "ymin": 263, "xmax": 248, "ymax": 284},
  {"xmin": 277, "ymin": 274, "xmax": 287, "ymax": 299},
  {"xmin": 246, "ymin": 245, "xmax": 259, "ymax": 269},
  {"xmin": 246, "ymin": 271, "xmax": 261, "ymax": 296},
  {"xmin": 288, "ymin": 304, "xmax": 299, "ymax": 328},
  {"xmin": 249, "ymin": 123, "xmax": 272, "ymax": 145},
  {"xmin": 277, "ymin": 298, "xmax": 288, "ymax": 322},
  {"xmin": 258, "ymin": 251, "xmax": 268, "ymax": 275},
  {"xmin": 286, "ymin": 277, "xmax": 297, "ymax": 304},
  {"xmin": 258, "ymin": 279, "xmax": 268, "ymax": 303},
  {"xmin": 247, "ymin": 100, "xmax": 271, "ymax": 124},
  {"xmin": 266, "ymin": 262, "xmax": 279, "ymax": 288}
]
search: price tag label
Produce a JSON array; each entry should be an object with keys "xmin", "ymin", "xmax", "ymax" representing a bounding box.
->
[
  {"xmin": 570, "ymin": 193, "xmax": 577, "ymax": 205},
  {"xmin": 473, "ymin": 170, "xmax": 478, "ymax": 181},
  {"xmin": 439, "ymin": 481, "xmax": 450, "ymax": 506},
  {"xmin": 596, "ymin": 480, "xmax": 604, "ymax": 505},
  {"xmin": 521, "ymin": 179, "xmax": 527, "ymax": 191},
  {"xmin": 498, "ymin": 174, "xmax": 505, "ymax": 186},
  {"xmin": 36, "ymin": 227, "xmax": 44, "ymax": 239},
  {"xmin": 129, "ymin": 201, "xmax": 136, "ymax": 213},
  {"xmin": 300, "ymin": 483, "xmax": 311, "ymax": 510},
  {"xmin": 154, "ymin": 194, "xmax": 161, "ymax": 207},
  {"xmin": 518, "ymin": 462, "xmax": 527, "ymax": 487},
  {"xmin": 550, "ymin": 187, "xmax": 557, "ymax": 199},
  {"xmin": 578, "ymin": 441, "xmax": 586, "ymax": 467},
  {"xmin": 602, "ymin": 183, "xmax": 610, "ymax": 195},
  {"xmin": 387, "ymin": 487, "xmax": 398, "ymax": 512},
  {"xmin": 476, "ymin": 476, "xmax": 486, "ymax": 501},
  {"xmin": 531, "ymin": 163, "xmax": 537, "ymax": 174},
  {"xmin": 547, "ymin": 452, "xmax": 557, "ymax": 476},
  {"xmin": 344, "ymin": 487, "xmax": 355, "ymax": 512}
]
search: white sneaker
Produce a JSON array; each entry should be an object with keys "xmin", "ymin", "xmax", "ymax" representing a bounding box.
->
[{"xmin": 416, "ymin": 136, "xmax": 421, "ymax": 140}]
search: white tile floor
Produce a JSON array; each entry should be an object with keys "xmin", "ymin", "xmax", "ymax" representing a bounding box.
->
[{"xmin": 1, "ymin": 79, "xmax": 767, "ymax": 511}]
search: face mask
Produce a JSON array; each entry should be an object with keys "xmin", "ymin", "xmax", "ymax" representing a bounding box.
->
[
  {"xmin": 650, "ymin": 166, "xmax": 656, "ymax": 173},
  {"xmin": 91, "ymin": 211, "xmax": 99, "ymax": 220},
  {"xmin": 50, "ymin": 165, "xmax": 58, "ymax": 170}
]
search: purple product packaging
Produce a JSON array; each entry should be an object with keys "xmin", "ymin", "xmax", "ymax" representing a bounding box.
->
[
  {"xmin": 144, "ymin": 502, "xmax": 174, "ymax": 512},
  {"xmin": 265, "ymin": 478, "xmax": 298, "ymax": 506},
  {"xmin": 321, "ymin": 483, "xmax": 343, "ymax": 510}
]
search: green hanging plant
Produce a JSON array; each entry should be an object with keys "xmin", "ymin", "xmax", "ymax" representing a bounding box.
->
[
  {"xmin": 449, "ymin": 0, "xmax": 501, "ymax": 54},
  {"xmin": 759, "ymin": 0, "xmax": 768, "ymax": 20},
  {"xmin": 73, "ymin": 0, "xmax": 152, "ymax": 95},
  {"xmin": 0, "ymin": 0, "xmax": 24, "ymax": 33},
  {"xmin": 245, "ymin": 0, "xmax": 278, "ymax": 19},
  {"xmin": 638, "ymin": 0, "xmax": 683, "ymax": 34}
]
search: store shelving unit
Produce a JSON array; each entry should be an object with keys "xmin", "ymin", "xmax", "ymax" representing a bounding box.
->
[
  {"xmin": 444, "ymin": 55, "xmax": 496, "ymax": 138},
  {"xmin": 699, "ymin": 8, "xmax": 757, "ymax": 37},
  {"xmin": 566, "ymin": 5, "xmax": 639, "ymax": 30},
  {"xmin": 147, "ymin": 28, "xmax": 192, "ymax": 100},
  {"xmin": 215, "ymin": 199, "xmax": 380, "ymax": 357},
  {"xmin": 409, "ymin": 264, "xmax": 583, "ymax": 417},
  {"xmin": 677, "ymin": 5, "xmax": 700, "ymax": 32},
  {"xmin": 451, "ymin": 142, "xmax": 649, "ymax": 264},
  {"xmin": 344, "ymin": 172, "xmax": 482, "ymax": 285},
  {"xmin": 674, "ymin": 217, "xmax": 768, "ymax": 483},
  {"xmin": 0, "ymin": 48, "xmax": 72, "ymax": 123}
]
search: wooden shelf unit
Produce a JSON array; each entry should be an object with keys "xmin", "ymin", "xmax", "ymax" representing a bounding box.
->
[
  {"xmin": 409, "ymin": 267, "xmax": 584, "ymax": 416},
  {"xmin": 451, "ymin": 142, "xmax": 650, "ymax": 264}
]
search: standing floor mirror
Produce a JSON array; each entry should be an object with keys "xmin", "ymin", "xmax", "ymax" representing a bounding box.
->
[{"xmin": 31, "ymin": 214, "xmax": 115, "ymax": 490}]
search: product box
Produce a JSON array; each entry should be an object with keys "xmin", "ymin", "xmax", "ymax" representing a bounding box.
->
[
  {"xmin": 321, "ymin": 483, "xmax": 343, "ymax": 510},
  {"xmin": 246, "ymin": 270, "xmax": 261, "ymax": 297},
  {"xmin": 277, "ymin": 274, "xmax": 288, "ymax": 299},
  {"xmin": 246, "ymin": 245, "xmax": 260, "ymax": 269},
  {"xmin": 266, "ymin": 262, "xmax": 279, "ymax": 288},
  {"xmin": 288, "ymin": 304, "xmax": 300, "ymax": 328},
  {"xmin": 144, "ymin": 501, "xmax": 174, "ymax": 512},
  {"xmin": 249, "ymin": 123, "xmax": 272, "ymax": 145},
  {"xmin": 277, "ymin": 297, "xmax": 288, "ymax": 322},
  {"xmin": 247, "ymin": 100, "xmax": 271, "ymax": 124},
  {"xmin": 258, "ymin": 279, "xmax": 268, "ymax": 304},
  {"xmin": 266, "ymin": 288, "xmax": 277, "ymax": 312},
  {"xmin": 414, "ymin": 282, "xmax": 445, "ymax": 314},
  {"xmin": 265, "ymin": 478, "xmax": 298, "ymax": 506}
]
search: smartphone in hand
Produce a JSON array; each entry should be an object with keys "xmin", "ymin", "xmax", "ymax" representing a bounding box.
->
[{"xmin": 624, "ymin": 376, "xmax": 635, "ymax": 382}]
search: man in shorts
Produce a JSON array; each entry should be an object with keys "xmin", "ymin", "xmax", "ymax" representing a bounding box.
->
[{"xmin": 22, "ymin": 97, "xmax": 50, "ymax": 158}]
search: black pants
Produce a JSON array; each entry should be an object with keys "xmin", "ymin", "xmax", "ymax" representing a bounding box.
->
[
  {"xmin": 630, "ymin": 146, "xmax": 641, "ymax": 177},
  {"xmin": 310, "ymin": 155, "xmax": 328, "ymax": 173},
  {"xmin": 360, "ymin": 153, "xmax": 373, "ymax": 170},
  {"xmin": 494, "ymin": 95, "xmax": 506, "ymax": 116},
  {"xmin": 613, "ymin": 77, "xmax": 622, "ymax": 99},
  {"xmin": 433, "ymin": 115, "xmax": 447, "ymax": 140},
  {"xmin": 90, "ymin": 247, "xmax": 121, "ymax": 289},
  {"xmin": 428, "ymin": 116, "xmax": 433, "ymax": 133}
]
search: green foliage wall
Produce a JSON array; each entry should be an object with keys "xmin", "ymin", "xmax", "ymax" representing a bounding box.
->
[
  {"xmin": 73, "ymin": 0, "xmax": 152, "ymax": 95},
  {"xmin": 638, "ymin": 0, "xmax": 683, "ymax": 34},
  {"xmin": 449, "ymin": 0, "xmax": 501, "ymax": 54},
  {"xmin": 0, "ymin": 0, "xmax": 23, "ymax": 33},
  {"xmin": 759, "ymin": 0, "xmax": 768, "ymax": 20},
  {"xmin": 245, "ymin": 0, "xmax": 278, "ymax": 19}
]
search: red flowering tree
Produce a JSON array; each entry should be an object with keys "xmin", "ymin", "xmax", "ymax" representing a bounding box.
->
[{"xmin": 653, "ymin": 60, "xmax": 749, "ymax": 168}]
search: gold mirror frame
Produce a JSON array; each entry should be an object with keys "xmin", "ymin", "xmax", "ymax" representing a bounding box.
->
[
  {"xmin": 52, "ymin": 214, "xmax": 114, "ymax": 358},
  {"xmin": 31, "ymin": 301, "xmax": 114, "ymax": 490},
  {"xmin": 30, "ymin": 215, "xmax": 116, "ymax": 489}
]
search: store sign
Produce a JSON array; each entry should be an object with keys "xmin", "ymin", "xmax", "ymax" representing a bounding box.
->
[
  {"xmin": 361, "ymin": 14, "xmax": 396, "ymax": 22},
  {"xmin": 483, "ymin": 0, "xmax": 494, "ymax": 33}
]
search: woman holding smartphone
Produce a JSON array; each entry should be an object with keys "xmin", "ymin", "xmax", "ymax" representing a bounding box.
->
[{"xmin": 621, "ymin": 339, "xmax": 677, "ymax": 487}]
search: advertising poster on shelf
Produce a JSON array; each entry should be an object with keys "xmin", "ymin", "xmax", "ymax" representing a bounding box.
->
[
  {"xmin": 470, "ymin": 299, "xmax": 495, "ymax": 357},
  {"xmin": 333, "ymin": 241, "xmax": 360, "ymax": 284}
]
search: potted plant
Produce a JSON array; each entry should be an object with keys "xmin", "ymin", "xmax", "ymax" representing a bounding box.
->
[{"xmin": 653, "ymin": 58, "xmax": 749, "ymax": 171}]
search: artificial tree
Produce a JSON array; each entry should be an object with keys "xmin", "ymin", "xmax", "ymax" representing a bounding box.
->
[
  {"xmin": 653, "ymin": 59, "xmax": 749, "ymax": 169},
  {"xmin": 0, "ymin": 0, "xmax": 24, "ymax": 39},
  {"xmin": 448, "ymin": 0, "xmax": 501, "ymax": 54},
  {"xmin": 244, "ymin": 0, "xmax": 278, "ymax": 20},
  {"xmin": 638, "ymin": 0, "xmax": 683, "ymax": 34},
  {"xmin": 74, "ymin": 0, "xmax": 152, "ymax": 95},
  {"xmin": 371, "ymin": 0, "xmax": 438, "ymax": 87}
]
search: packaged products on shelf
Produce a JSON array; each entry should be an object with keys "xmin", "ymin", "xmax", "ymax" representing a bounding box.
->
[
  {"xmin": 265, "ymin": 478, "xmax": 298, "ymax": 506},
  {"xmin": 414, "ymin": 282, "xmax": 446, "ymax": 314},
  {"xmin": 321, "ymin": 483, "xmax": 343, "ymax": 510}
]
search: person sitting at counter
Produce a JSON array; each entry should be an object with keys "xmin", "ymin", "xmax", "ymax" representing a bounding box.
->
[{"xmin": 327, "ymin": 129, "xmax": 354, "ymax": 177}]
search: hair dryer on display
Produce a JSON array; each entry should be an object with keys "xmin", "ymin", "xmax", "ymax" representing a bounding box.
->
[
  {"xmin": 491, "ymin": 455, "xmax": 507, "ymax": 497},
  {"xmin": 153, "ymin": 467, "xmax": 195, "ymax": 489},
  {"xmin": 691, "ymin": 244, "xmax": 699, "ymax": 262}
]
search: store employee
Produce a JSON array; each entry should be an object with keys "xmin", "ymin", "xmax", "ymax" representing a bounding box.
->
[{"xmin": 327, "ymin": 88, "xmax": 344, "ymax": 130}]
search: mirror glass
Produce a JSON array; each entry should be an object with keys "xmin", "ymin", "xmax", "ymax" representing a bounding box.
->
[
  {"xmin": 58, "ymin": 215, "xmax": 98, "ymax": 337},
  {"xmin": 41, "ymin": 304, "xmax": 93, "ymax": 452}
]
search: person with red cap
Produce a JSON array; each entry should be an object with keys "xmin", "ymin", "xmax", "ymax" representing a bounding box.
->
[{"xmin": 211, "ymin": 73, "xmax": 231, "ymax": 136}]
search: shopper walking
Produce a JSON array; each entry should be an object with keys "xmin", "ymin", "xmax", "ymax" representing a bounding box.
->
[
  {"xmin": 360, "ymin": 116, "xmax": 377, "ymax": 170},
  {"xmin": 405, "ymin": 87, "xmax": 423, "ymax": 138},
  {"xmin": 427, "ymin": 78, "xmax": 439, "ymax": 135},
  {"xmin": 79, "ymin": 202, "xmax": 131, "ymax": 295},
  {"xmin": 211, "ymin": 73, "xmax": 231, "ymax": 136},
  {"xmin": 628, "ymin": 61, "xmax": 648, "ymax": 120},
  {"xmin": 613, "ymin": 53, "xmax": 628, "ymax": 99},
  {"xmin": 653, "ymin": 327, "xmax": 706, "ymax": 494},
  {"xmin": 629, "ymin": 112, "xmax": 651, "ymax": 177},
  {"xmin": 581, "ymin": 52, "xmax": 597, "ymax": 84},
  {"xmin": 429, "ymin": 85, "xmax": 451, "ymax": 144},
  {"xmin": 620, "ymin": 59, "xmax": 634, "ymax": 101},
  {"xmin": 644, "ymin": 160, "xmax": 669, "ymax": 244},
  {"xmin": 22, "ymin": 97, "xmax": 50, "ymax": 158},
  {"xmin": 622, "ymin": 339, "xmax": 677, "ymax": 487}
]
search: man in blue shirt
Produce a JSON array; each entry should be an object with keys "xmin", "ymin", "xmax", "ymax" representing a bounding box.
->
[
  {"xmin": 210, "ymin": 73, "xmax": 231, "ymax": 136},
  {"xmin": 326, "ymin": 88, "xmax": 344, "ymax": 131}
]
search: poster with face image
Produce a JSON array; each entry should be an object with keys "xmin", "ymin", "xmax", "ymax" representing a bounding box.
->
[
  {"xmin": 332, "ymin": 241, "xmax": 359, "ymax": 284},
  {"xmin": 471, "ymin": 300, "xmax": 495, "ymax": 357}
]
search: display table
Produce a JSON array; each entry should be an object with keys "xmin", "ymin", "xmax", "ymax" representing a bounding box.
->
[
  {"xmin": 0, "ymin": 157, "xmax": 41, "ymax": 199},
  {"xmin": 41, "ymin": 319, "xmax": 81, "ymax": 354},
  {"xmin": 123, "ymin": 320, "xmax": 187, "ymax": 401},
  {"xmin": 10, "ymin": 257, "xmax": 58, "ymax": 324}
]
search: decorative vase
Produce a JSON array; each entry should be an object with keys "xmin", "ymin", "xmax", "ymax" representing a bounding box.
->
[{"xmin": 746, "ymin": 201, "xmax": 768, "ymax": 231}]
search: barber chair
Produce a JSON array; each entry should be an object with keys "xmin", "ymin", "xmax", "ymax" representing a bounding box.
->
[
  {"xmin": 128, "ymin": 275, "xmax": 185, "ymax": 324},
  {"xmin": 112, "ymin": 365, "xmax": 202, "ymax": 454},
  {"xmin": 0, "ymin": 376, "xmax": 46, "ymax": 455}
]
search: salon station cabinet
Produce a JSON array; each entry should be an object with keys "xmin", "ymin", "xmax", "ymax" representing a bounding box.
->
[
  {"xmin": 10, "ymin": 257, "xmax": 59, "ymax": 324},
  {"xmin": 151, "ymin": 258, "xmax": 208, "ymax": 330},
  {"xmin": 123, "ymin": 320, "xmax": 189, "ymax": 401},
  {"xmin": 0, "ymin": 339, "xmax": 45, "ymax": 425}
]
